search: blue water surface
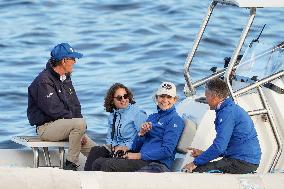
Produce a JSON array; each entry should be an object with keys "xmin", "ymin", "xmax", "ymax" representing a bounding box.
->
[{"xmin": 0, "ymin": 0, "xmax": 284, "ymax": 148}]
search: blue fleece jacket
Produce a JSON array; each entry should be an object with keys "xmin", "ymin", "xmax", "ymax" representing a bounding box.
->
[
  {"xmin": 131, "ymin": 106, "xmax": 184, "ymax": 170},
  {"xmin": 106, "ymin": 104, "xmax": 147, "ymax": 149},
  {"xmin": 194, "ymin": 98, "xmax": 261, "ymax": 166}
]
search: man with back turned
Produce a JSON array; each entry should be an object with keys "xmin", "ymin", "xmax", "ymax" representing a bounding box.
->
[{"xmin": 183, "ymin": 78, "xmax": 261, "ymax": 174}]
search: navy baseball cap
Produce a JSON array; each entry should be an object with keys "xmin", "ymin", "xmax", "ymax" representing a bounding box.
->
[{"xmin": 50, "ymin": 43, "xmax": 83, "ymax": 61}]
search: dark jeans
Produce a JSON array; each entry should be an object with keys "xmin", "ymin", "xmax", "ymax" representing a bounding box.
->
[
  {"xmin": 136, "ymin": 162, "xmax": 171, "ymax": 173},
  {"xmin": 84, "ymin": 146, "xmax": 111, "ymax": 171},
  {"xmin": 92, "ymin": 157, "xmax": 150, "ymax": 172},
  {"xmin": 193, "ymin": 157, "xmax": 259, "ymax": 174}
]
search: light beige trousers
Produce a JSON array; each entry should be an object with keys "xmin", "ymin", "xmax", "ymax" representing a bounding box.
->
[{"xmin": 37, "ymin": 118, "xmax": 96, "ymax": 164}]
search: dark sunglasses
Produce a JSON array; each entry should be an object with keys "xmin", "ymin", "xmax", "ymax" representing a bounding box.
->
[
  {"xmin": 114, "ymin": 94, "xmax": 129, "ymax": 101},
  {"xmin": 66, "ymin": 57, "xmax": 75, "ymax": 61},
  {"xmin": 157, "ymin": 94, "xmax": 172, "ymax": 99}
]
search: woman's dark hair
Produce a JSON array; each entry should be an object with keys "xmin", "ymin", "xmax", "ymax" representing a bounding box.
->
[
  {"xmin": 48, "ymin": 58, "xmax": 62, "ymax": 67},
  {"xmin": 104, "ymin": 83, "xmax": 136, "ymax": 112}
]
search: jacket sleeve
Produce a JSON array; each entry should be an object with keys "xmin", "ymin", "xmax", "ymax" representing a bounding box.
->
[
  {"xmin": 141, "ymin": 117, "xmax": 184, "ymax": 161},
  {"xmin": 131, "ymin": 114, "xmax": 151, "ymax": 151},
  {"xmin": 106, "ymin": 114, "xmax": 116, "ymax": 146},
  {"xmin": 131, "ymin": 135, "xmax": 145, "ymax": 152},
  {"xmin": 194, "ymin": 109, "xmax": 234, "ymax": 166},
  {"xmin": 133, "ymin": 110, "xmax": 148, "ymax": 131},
  {"xmin": 36, "ymin": 81, "xmax": 72, "ymax": 119}
]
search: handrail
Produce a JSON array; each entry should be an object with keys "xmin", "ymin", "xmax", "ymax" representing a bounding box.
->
[
  {"xmin": 182, "ymin": 0, "xmax": 284, "ymax": 172},
  {"xmin": 187, "ymin": 40, "xmax": 284, "ymax": 93},
  {"xmin": 225, "ymin": 8, "xmax": 256, "ymax": 100},
  {"xmin": 257, "ymin": 86, "xmax": 283, "ymax": 172},
  {"xmin": 183, "ymin": 1, "xmax": 217, "ymax": 96},
  {"xmin": 233, "ymin": 70, "xmax": 284, "ymax": 97},
  {"xmin": 183, "ymin": 1, "xmax": 256, "ymax": 96}
]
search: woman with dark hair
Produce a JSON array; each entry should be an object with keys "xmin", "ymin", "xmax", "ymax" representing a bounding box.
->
[{"xmin": 84, "ymin": 83, "xmax": 147, "ymax": 171}]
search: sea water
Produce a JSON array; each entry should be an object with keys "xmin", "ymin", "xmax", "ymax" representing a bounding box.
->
[{"xmin": 0, "ymin": 0, "xmax": 284, "ymax": 148}]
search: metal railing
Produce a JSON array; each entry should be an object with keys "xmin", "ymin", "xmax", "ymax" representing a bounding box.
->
[{"xmin": 183, "ymin": 0, "xmax": 284, "ymax": 172}]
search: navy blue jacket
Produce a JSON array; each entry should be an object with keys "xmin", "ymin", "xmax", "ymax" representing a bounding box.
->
[
  {"xmin": 194, "ymin": 98, "xmax": 261, "ymax": 166},
  {"xmin": 27, "ymin": 62, "xmax": 82, "ymax": 126},
  {"xmin": 131, "ymin": 106, "xmax": 184, "ymax": 170}
]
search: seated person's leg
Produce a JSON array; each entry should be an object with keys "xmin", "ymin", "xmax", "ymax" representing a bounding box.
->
[
  {"xmin": 92, "ymin": 157, "xmax": 109, "ymax": 171},
  {"xmin": 84, "ymin": 146, "xmax": 110, "ymax": 171},
  {"xmin": 193, "ymin": 158, "xmax": 231, "ymax": 173},
  {"xmin": 193, "ymin": 158, "xmax": 257, "ymax": 174},
  {"xmin": 100, "ymin": 158, "xmax": 150, "ymax": 172},
  {"xmin": 39, "ymin": 118, "xmax": 86, "ymax": 166},
  {"xmin": 80, "ymin": 134, "xmax": 96, "ymax": 157},
  {"xmin": 64, "ymin": 118, "xmax": 87, "ymax": 164},
  {"xmin": 228, "ymin": 158, "xmax": 258, "ymax": 174},
  {"xmin": 137, "ymin": 162, "xmax": 171, "ymax": 173},
  {"xmin": 193, "ymin": 161, "xmax": 221, "ymax": 173}
]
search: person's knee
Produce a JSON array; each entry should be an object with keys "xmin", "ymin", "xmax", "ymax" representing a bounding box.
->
[
  {"xmin": 73, "ymin": 118, "xmax": 87, "ymax": 132},
  {"xmin": 92, "ymin": 157, "xmax": 106, "ymax": 171},
  {"xmin": 100, "ymin": 159, "xmax": 116, "ymax": 172}
]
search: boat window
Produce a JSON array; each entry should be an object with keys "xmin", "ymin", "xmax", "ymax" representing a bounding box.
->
[{"xmin": 236, "ymin": 42, "xmax": 284, "ymax": 81}]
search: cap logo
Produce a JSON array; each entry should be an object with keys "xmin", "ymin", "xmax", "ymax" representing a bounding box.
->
[
  {"xmin": 162, "ymin": 83, "xmax": 172, "ymax": 90},
  {"xmin": 70, "ymin": 48, "xmax": 74, "ymax": 52}
]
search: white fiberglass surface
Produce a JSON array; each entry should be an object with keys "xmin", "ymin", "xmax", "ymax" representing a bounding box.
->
[{"xmin": 219, "ymin": 0, "xmax": 284, "ymax": 8}]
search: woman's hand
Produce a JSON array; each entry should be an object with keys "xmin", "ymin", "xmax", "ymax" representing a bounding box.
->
[
  {"xmin": 124, "ymin": 152, "xmax": 141, "ymax": 160},
  {"xmin": 114, "ymin": 145, "xmax": 129, "ymax": 153},
  {"xmin": 138, "ymin": 122, "xmax": 152, "ymax": 136}
]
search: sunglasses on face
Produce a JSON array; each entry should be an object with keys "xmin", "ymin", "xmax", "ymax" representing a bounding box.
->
[
  {"xmin": 114, "ymin": 94, "xmax": 129, "ymax": 101},
  {"xmin": 157, "ymin": 94, "xmax": 173, "ymax": 99},
  {"xmin": 65, "ymin": 57, "xmax": 75, "ymax": 61}
]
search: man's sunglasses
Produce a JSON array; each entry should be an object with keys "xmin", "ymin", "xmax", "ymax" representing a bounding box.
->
[
  {"xmin": 65, "ymin": 57, "xmax": 75, "ymax": 61},
  {"xmin": 114, "ymin": 94, "xmax": 129, "ymax": 101}
]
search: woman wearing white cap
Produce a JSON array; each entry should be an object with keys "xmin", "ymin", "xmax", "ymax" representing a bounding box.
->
[{"xmin": 92, "ymin": 82, "xmax": 184, "ymax": 172}]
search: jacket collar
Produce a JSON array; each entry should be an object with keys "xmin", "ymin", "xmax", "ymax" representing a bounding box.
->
[
  {"xmin": 113, "ymin": 104, "xmax": 132, "ymax": 114},
  {"xmin": 46, "ymin": 62, "xmax": 70, "ymax": 81},
  {"xmin": 216, "ymin": 97, "xmax": 234, "ymax": 113},
  {"xmin": 157, "ymin": 105, "xmax": 176, "ymax": 116}
]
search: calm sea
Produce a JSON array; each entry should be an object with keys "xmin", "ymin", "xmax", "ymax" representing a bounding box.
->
[{"xmin": 0, "ymin": 0, "xmax": 283, "ymax": 148}]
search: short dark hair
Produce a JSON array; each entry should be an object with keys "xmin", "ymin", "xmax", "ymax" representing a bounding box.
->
[
  {"xmin": 205, "ymin": 78, "xmax": 229, "ymax": 99},
  {"xmin": 48, "ymin": 58, "xmax": 62, "ymax": 67},
  {"xmin": 104, "ymin": 83, "xmax": 136, "ymax": 112}
]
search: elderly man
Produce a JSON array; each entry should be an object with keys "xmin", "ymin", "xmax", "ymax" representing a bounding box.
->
[
  {"xmin": 27, "ymin": 43, "xmax": 95, "ymax": 170},
  {"xmin": 183, "ymin": 78, "xmax": 261, "ymax": 174}
]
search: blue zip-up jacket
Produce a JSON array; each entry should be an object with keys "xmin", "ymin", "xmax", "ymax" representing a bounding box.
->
[
  {"xmin": 106, "ymin": 104, "xmax": 147, "ymax": 149},
  {"xmin": 27, "ymin": 62, "xmax": 82, "ymax": 126},
  {"xmin": 131, "ymin": 106, "xmax": 184, "ymax": 170},
  {"xmin": 194, "ymin": 98, "xmax": 261, "ymax": 166}
]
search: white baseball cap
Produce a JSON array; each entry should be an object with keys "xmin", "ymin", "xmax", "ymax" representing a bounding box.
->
[{"xmin": 156, "ymin": 82, "xmax": 177, "ymax": 97}]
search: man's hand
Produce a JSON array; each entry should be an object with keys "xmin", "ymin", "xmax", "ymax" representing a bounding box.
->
[
  {"xmin": 182, "ymin": 162, "xmax": 197, "ymax": 173},
  {"xmin": 81, "ymin": 135, "xmax": 87, "ymax": 145},
  {"xmin": 138, "ymin": 122, "xmax": 152, "ymax": 136},
  {"xmin": 187, "ymin": 147, "xmax": 203, "ymax": 157},
  {"xmin": 123, "ymin": 152, "xmax": 141, "ymax": 160}
]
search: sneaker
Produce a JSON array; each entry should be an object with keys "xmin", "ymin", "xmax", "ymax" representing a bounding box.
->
[{"xmin": 63, "ymin": 160, "xmax": 79, "ymax": 171}]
